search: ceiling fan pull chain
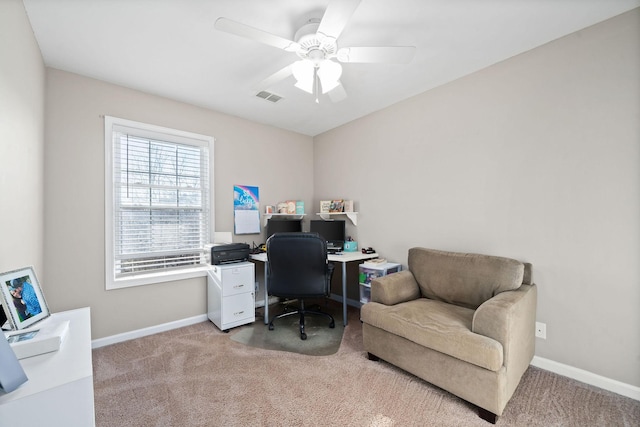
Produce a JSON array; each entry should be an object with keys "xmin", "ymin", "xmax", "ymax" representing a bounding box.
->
[{"xmin": 314, "ymin": 66, "xmax": 320, "ymax": 103}]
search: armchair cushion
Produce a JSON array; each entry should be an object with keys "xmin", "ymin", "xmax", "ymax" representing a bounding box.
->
[
  {"xmin": 408, "ymin": 248, "xmax": 525, "ymax": 309},
  {"xmin": 370, "ymin": 270, "xmax": 421, "ymax": 305},
  {"xmin": 361, "ymin": 299, "xmax": 504, "ymax": 371}
]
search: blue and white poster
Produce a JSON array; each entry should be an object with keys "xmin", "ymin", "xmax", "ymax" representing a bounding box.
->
[{"xmin": 233, "ymin": 185, "xmax": 260, "ymax": 234}]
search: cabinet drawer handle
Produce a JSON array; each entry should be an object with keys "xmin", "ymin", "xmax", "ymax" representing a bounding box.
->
[
  {"xmin": 233, "ymin": 284, "xmax": 244, "ymax": 289},
  {"xmin": 233, "ymin": 311, "xmax": 244, "ymax": 316}
]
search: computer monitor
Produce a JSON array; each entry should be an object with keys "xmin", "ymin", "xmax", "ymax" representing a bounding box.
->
[
  {"xmin": 265, "ymin": 218, "xmax": 302, "ymax": 241},
  {"xmin": 309, "ymin": 220, "xmax": 345, "ymax": 251}
]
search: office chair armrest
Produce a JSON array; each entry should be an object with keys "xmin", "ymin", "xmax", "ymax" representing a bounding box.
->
[
  {"xmin": 325, "ymin": 262, "xmax": 336, "ymax": 296},
  {"xmin": 371, "ymin": 270, "xmax": 421, "ymax": 306},
  {"xmin": 327, "ymin": 262, "xmax": 335, "ymax": 277}
]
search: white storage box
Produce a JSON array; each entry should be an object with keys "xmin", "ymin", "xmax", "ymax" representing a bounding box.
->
[{"xmin": 5, "ymin": 318, "xmax": 70, "ymax": 359}]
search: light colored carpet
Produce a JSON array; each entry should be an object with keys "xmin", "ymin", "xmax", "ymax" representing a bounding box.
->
[{"xmin": 92, "ymin": 305, "xmax": 640, "ymax": 426}]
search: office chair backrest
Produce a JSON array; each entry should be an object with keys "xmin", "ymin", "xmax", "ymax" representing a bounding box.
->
[{"xmin": 266, "ymin": 232, "xmax": 330, "ymax": 298}]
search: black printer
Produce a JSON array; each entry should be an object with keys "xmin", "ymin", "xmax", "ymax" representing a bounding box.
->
[{"xmin": 210, "ymin": 243, "xmax": 250, "ymax": 265}]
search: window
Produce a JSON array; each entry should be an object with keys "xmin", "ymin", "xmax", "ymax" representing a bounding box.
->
[{"xmin": 105, "ymin": 116, "xmax": 213, "ymax": 289}]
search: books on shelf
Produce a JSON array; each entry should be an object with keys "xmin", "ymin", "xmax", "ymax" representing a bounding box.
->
[{"xmin": 5, "ymin": 318, "xmax": 70, "ymax": 359}]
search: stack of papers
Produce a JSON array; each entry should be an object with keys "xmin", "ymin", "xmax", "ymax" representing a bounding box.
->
[{"xmin": 361, "ymin": 258, "xmax": 387, "ymax": 267}]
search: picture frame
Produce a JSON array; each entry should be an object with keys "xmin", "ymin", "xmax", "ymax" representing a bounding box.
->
[
  {"xmin": 0, "ymin": 266, "xmax": 50, "ymax": 330},
  {"xmin": 320, "ymin": 200, "xmax": 331, "ymax": 213},
  {"xmin": 344, "ymin": 200, "xmax": 354, "ymax": 212},
  {"xmin": 329, "ymin": 199, "xmax": 344, "ymax": 213}
]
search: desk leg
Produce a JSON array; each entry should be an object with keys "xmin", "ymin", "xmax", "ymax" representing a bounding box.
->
[
  {"xmin": 263, "ymin": 262, "xmax": 269, "ymax": 325},
  {"xmin": 342, "ymin": 261, "xmax": 348, "ymax": 326}
]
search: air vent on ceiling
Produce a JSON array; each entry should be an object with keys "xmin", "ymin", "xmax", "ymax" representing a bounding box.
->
[{"xmin": 256, "ymin": 91, "xmax": 283, "ymax": 103}]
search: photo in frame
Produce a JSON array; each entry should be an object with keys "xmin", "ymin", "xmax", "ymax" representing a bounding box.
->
[
  {"xmin": 0, "ymin": 266, "xmax": 50, "ymax": 330},
  {"xmin": 320, "ymin": 200, "xmax": 331, "ymax": 213},
  {"xmin": 329, "ymin": 199, "xmax": 344, "ymax": 212}
]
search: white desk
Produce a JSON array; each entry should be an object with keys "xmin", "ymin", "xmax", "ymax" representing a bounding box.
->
[
  {"xmin": 251, "ymin": 251, "xmax": 379, "ymax": 326},
  {"xmin": 0, "ymin": 307, "xmax": 95, "ymax": 427}
]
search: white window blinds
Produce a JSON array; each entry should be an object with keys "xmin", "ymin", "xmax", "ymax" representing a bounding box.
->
[{"xmin": 105, "ymin": 117, "xmax": 212, "ymax": 286}]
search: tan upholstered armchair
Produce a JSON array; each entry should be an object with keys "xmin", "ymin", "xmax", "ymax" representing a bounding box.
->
[{"xmin": 361, "ymin": 247, "xmax": 537, "ymax": 423}]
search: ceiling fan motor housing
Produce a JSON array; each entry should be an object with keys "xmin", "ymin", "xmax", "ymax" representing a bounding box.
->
[{"xmin": 294, "ymin": 19, "xmax": 337, "ymax": 63}]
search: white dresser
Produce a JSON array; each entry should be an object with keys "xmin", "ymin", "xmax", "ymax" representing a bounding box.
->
[
  {"xmin": 207, "ymin": 262, "xmax": 255, "ymax": 331},
  {"xmin": 0, "ymin": 307, "xmax": 95, "ymax": 427}
]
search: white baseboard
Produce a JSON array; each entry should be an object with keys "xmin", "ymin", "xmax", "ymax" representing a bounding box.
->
[
  {"xmin": 91, "ymin": 314, "xmax": 208, "ymax": 349},
  {"xmin": 531, "ymin": 356, "xmax": 640, "ymax": 401}
]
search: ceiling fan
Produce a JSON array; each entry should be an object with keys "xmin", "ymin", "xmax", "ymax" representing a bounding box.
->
[{"xmin": 215, "ymin": 0, "xmax": 416, "ymax": 103}]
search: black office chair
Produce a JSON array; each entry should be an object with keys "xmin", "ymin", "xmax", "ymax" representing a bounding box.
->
[{"xmin": 266, "ymin": 232, "xmax": 335, "ymax": 340}]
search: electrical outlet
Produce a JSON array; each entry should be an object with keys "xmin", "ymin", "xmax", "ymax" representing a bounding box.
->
[{"xmin": 535, "ymin": 322, "xmax": 547, "ymax": 339}]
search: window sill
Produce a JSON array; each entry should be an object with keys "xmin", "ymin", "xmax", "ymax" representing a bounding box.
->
[{"xmin": 106, "ymin": 265, "xmax": 211, "ymax": 290}]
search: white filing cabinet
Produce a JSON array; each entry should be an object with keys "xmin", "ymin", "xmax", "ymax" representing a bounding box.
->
[{"xmin": 207, "ymin": 262, "xmax": 255, "ymax": 331}]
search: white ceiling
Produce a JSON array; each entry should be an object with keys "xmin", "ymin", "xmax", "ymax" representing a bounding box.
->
[{"xmin": 23, "ymin": 0, "xmax": 640, "ymax": 136}]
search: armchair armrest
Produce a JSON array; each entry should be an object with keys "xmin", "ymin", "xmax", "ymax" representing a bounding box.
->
[
  {"xmin": 371, "ymin": 270, "xmax": 421, "ymax": 305},
  {"xmin": 472, "ymin": 284, "xmax": 537, "ymax": 368}
]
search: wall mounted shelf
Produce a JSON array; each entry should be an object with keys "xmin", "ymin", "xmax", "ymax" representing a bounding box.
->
[{"xmin": 316, "ymin": 212, "xmax": 359, "ymax": 226}]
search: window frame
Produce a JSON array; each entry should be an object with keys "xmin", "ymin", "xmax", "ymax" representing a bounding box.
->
[{"xmin": 104, "ymin": 116, "xmax": 214, "ymax": 290}]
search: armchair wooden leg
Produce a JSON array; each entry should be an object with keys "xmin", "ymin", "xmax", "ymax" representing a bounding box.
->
[{"xmin": 477, "ymin": 407, "xmax": 497, "ymax": 424}]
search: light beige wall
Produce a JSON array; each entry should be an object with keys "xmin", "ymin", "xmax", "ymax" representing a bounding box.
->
[
  {"xmin": 0, "ymin": 0, "xmax": 45, "ymax": 274},
  {"xmin": 314, "ymin": 9, "xmax": 640, "ymax": 387},
  {"xmin": 44, "ymin": 69, "xmax": 313, "ymax": 339}
]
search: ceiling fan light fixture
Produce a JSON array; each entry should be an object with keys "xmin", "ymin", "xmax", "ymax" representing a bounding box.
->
[
  {"xmin": 292, "ymin": 60, "xmax": 314, "ymax": 94},
  {"xmin": 317, "ymin": 60, "xmax": 342, "ymax": 94}
]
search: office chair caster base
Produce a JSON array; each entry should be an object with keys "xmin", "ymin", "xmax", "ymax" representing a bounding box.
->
[
  {"xmin": 329, "ymin": 320, "xmax": 335, "ymax": 328},
  {"xmin": 299, "ymin": 318, "xmax": 307, "ymax": 340},
  {"xmin": 268, "ymin": 323, "xmax": 274, "ymax": 331}
]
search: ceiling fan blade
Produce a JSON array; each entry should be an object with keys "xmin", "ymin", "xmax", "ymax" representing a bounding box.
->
[
  {"xmin": 328, "ymin": 83, "xmax": 347, "ymax": 103},
  {"xmin": 253, "ymin": 65, "xmax": 293, "ymax": 91},
  {"xmin": 337, "ymin": 46, "xmax": 416, "ymax": 64},
  {"xmin": 316, "ymin": 0, "xmax": 361, "ymax": 42},
  {"xmin": 215, "ymin": 17, "xmax": 300, "ymax": 52}
]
